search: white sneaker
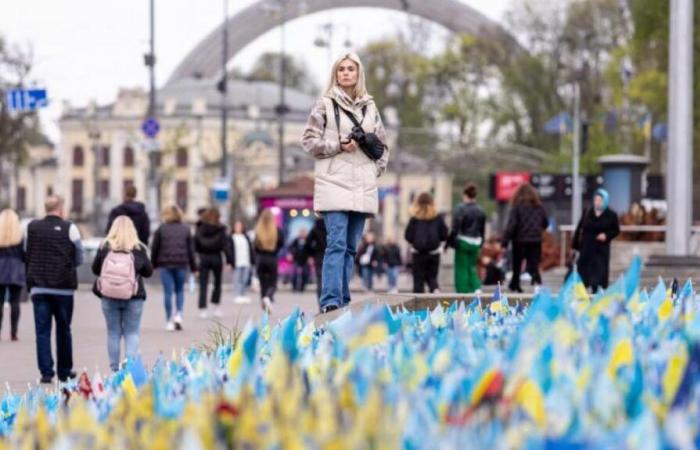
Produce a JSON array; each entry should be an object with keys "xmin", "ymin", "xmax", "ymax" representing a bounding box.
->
[
  {"xmin": 533, "ymin": 285, "xmax": 542, "ymax": 295},
  {"xmin": 213, "ymin": 307, "xmax": 223, "ymax": 318},
  {"xmin": 165, "ymin": 321, "xmax": 175, "ymax": 332},
  {"xmin": 174, "ymin": 312, "xmax": 183, "ymax": 330},
  {"xmin": 199, "ymin": 309, "xmax": 208, "ymax": 319},
  {"xmin": 234, "ymin": 296, "xmax": 249, "ymax": 304},
  {"xmin": 475, "ymin": 289, "xmax": 483, "ymax": 295},
  {"xmin": 261, "ymin": 296, "xmax": 273, "ymax": 313}
]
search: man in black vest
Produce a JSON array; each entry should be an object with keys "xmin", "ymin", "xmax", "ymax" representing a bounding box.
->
[{"xmin": 25, "ymin": 196, "xmax": 84, "ymax": 384}]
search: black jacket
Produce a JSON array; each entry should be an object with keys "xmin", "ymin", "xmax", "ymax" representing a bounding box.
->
[
  {"xmin": 572, "ymin": 207, "xmax": 620, "ymax": 290},
  {"xmin": 303, "ymin": 219, "xmax": 327, "ymax": 262},
  {"xmin": 92, "ymin": 244, "xmax": 153, "ymax": 300},
  {"xmin": 151, "ymin": 222, "xmax": 197, "ymax": 271},
  {"xmin": 448, "ymin": 202, "xmax": 486, "ymax": 247},
  {"xmin": 503, "ymin": 204, "xmax": 548, "ymax": 244},
  {"xmin": 227, "ymin": 233, "xmax": 255, "ymax": 268},
  {"xmin": 289, "ymin": 237, "xmax": 309, "ymax": 265},
  {"xmin": 106, "ymin": 201, "xmax": 150, "ymax": 245},
  {"xmin": 195, "ymin": 222, "xmax": 233, "ymax": 263},
  {"xmin": 404, "ymin": 215, "xmax": 449, "ymax": 254},
  {"xmin": 382, "ymin": 243, "xmax": 402, "ymax": 267},
  {"xmin": 0, "ymin": 242, "xmax": 25, "ymax": 286},
  {"xmin": 254, "ymin": 228, "xmax": 284, "ymax": 257}
]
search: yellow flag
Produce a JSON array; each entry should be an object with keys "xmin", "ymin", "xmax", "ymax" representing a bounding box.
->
[
  {"xmin": 608, "ymin": 338, "xmax": 634, "ymax": 379},
  {"xmin": 516, "ymin": 379, "xmax": 546, "ymax": 428},
  {"xmin": 658, "ymin": 298, "xmax": 673, "ymax": 322},
  {"xmin": 228, "ymin": 341, "xmax": 244, "ymax": 376},
  {"xmin": 663, "ymin": 348, "xmax": 688, "ymax": 404}
]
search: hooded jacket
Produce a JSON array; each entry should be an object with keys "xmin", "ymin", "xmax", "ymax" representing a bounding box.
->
[
  {"xmin": 301, "ymin": 87, "xmax": 389, "ymax": 215},
  {"xmin": 106, "ymin": 201, "xmax": 151, "ymax": 245}
]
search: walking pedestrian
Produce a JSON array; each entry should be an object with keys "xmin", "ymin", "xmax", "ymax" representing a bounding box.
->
[
  {"xmin": 0, "ymin": 209, "xmax": 25, "ymax": 341},
  {"xmin": 253, "ymin": 209, "xmax": 284, "ymax": 313},
  {"xmin": 105, "ymin": 185, "xmax": 150, "ymax": 244},
  {"xmin": 447, "ymin": 183, "xmax": 486, "ymax": 293},
  {"xmin": 194, "ymin": 208, "xmax": 232, "ymax": 318},
  {"xmin": 303, "ymin": 217, "xmax": 327, "ymax": 303},
  {"xmin": 289, "ymin": 229, "xmax": 310, "ymax": 293},
  {"xmin": 301, "ymin": 52, "xmax": 389, "ymax": 313},
  {"xmin": 151, "ymin": 205, "xmax": 197, "ymax": 331},
  {"xmin": 501, "ymin": 183, "xmax": 548, "ymax": 293},
  {"xmin": 404, "ymin": 192, "xmax": 448, "ymax": 293},
  {"xmin": 25, "ymin": 196, "xmax": 83, "ymax": 383},
  {"xmin": 572, "ymin": 188, "xmax": 620, "ymax": 292},
  {"xmin": 382, "ymin": 237, "xmax": 402, "ymax": 294},
  {"xmin": 92, "ymin": 216, "xmax": 153, "ymax": 372},
  {"xmin": 357, "ymin": 233, "xmax": 380, "ymax": 292},
  {"xmin": 229, "ymin": 220, "xmax": 255, "ymax": 304}
]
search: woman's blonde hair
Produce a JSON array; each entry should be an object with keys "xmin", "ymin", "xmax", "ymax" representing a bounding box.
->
[
  {"xmin": 0, "ymin": 209, "xmax": 22, "ymax": 248},
  {"xmin": 410, "ymin": 192, "xmax": 438, "ymax": 220},
  {"xmin": 254, "ymin": 209, "xmax": 278, "ymax": 252},
  {"xmin": 325, "ymin": 52, "xmax": 368, "ymax": 99},
  {"xmin": 162, "ymin": 205, "xmax": 183, "ymax": 223},
  {"xmin": 103, "ymin": 215, "xmax": 144, "ymax": 251}
]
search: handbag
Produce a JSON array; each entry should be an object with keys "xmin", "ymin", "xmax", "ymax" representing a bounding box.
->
[{"xmin": 331, "ymin": 99, "xmax": 386, "ymax": 161}]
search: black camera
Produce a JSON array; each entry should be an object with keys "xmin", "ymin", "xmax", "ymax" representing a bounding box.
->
[
  {"xmin": 347, "ymin": 126, "xmax": 367, "ymax": 146},
  {"xmin": 344, "ymin": 126, "xmax": 385, "ymax": 161}
]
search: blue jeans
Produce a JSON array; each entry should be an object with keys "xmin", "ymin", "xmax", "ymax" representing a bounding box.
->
[
  {"xmin": 361, "ymin": 265, "xmax": 374, "ymax": 290},
  {"xmin": 32, "ymin": 294, "xmax": 74, "ymax": 379},
  {"xmin": 387, "ymin": 266, "xmax": 400, "ymax": 291},
  {"xmin": 100, "ymin": 298, "xmax": 144, "ymax": 372},
  {"xmin": 232, "ymin": 266, "xmax": 251, "ymax": 297},
  {"xmin": 160, "ymin": 267, "xmax": 187, "ymax": 320},
  {"xmin": 320, "ymin": 211, "xmax": 366, "ymax": 309}
]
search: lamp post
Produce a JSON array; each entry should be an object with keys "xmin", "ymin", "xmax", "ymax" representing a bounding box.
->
[
  {"xmin": 144, "ymin": 0, "xmax": 160, "ymax": 224},
  {"xmin": 88, "ymin": 126, "xmax": 102, "ymax": 235},
  {"xmin": 275, "ymin": 0, "xmax": 289, "ymax": 186}
]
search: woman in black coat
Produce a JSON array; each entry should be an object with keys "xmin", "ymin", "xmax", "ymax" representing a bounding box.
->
[
  {"xmin": 502, "ymin": 183, "xmax": 549, "ymax": 293},
  {"xmin": 404, "ymin": 192, "xmax": 448, "ymax": 293},
  {"xmin": 0, "ymin": 209, "xmax": 25, "ymax": 341},
  {"xmin": 194, "ymin": 208, "xmax": 233, "ymax": 317},
  {"xmin": 572, "ymin": 188, "xmax": 620, "ymax": 292}
]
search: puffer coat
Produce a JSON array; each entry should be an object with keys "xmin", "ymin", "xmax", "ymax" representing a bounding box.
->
[{"xmin": 301, "ymin": 87, "xmax": 389, "ymax": 215}]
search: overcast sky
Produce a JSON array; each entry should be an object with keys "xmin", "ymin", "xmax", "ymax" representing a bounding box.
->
[{"xmin": 0, "ymin": 0, "xmax": 510, "ymax": 140}]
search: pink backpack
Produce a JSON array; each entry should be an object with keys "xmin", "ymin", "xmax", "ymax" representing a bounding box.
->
[{"xmin": 97, "ymin": 251, "xmax": 138, "ymax": 300}]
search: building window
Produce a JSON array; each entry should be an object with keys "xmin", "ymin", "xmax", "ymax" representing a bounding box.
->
[
  {"xmin": 176, "ymin": 181, "xmax": 188, "ymax": 210},
  {"xmin": 73, "ymin": 145, "xmax": 84, "ymax": 167},
  {"xmin": 176, "ymin": 147, "xmax": 188, "ymax": 168},
  {"xmin": 16, "ymin": 186, "xmax": 26, "ymax": 212},
  {"xmin": 123, "ymin": 179, "xmax": 134, "ymax": 196},
  {"xmin": 124, "ymin": 146, "xmax": 135, "ymax": 167},
  {"xmin": 71, "ymin": 179, "xmax": 83, "ymax": 213},
  {"xmin": 99, "ymin": 179, "xmax": 110, "ymax": 198},
  {"xmin": 100, "ymin": 145, "xmax": 110, "ymax": 166}
]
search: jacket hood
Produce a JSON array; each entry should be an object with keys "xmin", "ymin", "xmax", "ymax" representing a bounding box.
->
[
  {"xmin": 198, "ymin": 222, "xmax": 225, "ymax": 237},
  {"xmin": 117, "ymin": 201, "xmax": 146, "ymax": 215}
]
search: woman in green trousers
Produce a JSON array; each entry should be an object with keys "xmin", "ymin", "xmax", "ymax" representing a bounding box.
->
[{"xmin": 447, "ymin": 184, "xmax": 486, "ymax": 293}]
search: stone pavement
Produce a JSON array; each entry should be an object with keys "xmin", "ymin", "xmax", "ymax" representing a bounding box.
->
[{"xmin": 0, "ymin": 282, "xmax": 380, "ymax": 391}]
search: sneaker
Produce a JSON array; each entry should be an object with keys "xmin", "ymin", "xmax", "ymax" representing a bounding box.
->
[
  {"xmin": 533, "ymin": 285, "xmax": 542, "ymax": 295},
  {"xmin": 58, "ymin": 371, "xmax": 77, "ymax": 383},
  {"xmin": 475, "ymin": 289, "xmax": 483, "ymax": 295},
  {"xmin": 39, "ymin": 376, "xmax": 53, "ymax": 385},
  {"xmin": 199, "ymin": 309, "xmax": 209, "ymax": 319},
  {"xmin": 321, "ymin": 304, "xmax": 339, "ymax": 314},
  {"xmin": 174, "ymin": 313, "xmax": 183, "ymax": 330},
  {"xmin": 261, "ymin": 296, "xmax": 273, "ymax": 313},
  {"xmin": 213, "ymin": 307, "xmax": 223, "ymax": 318},
  {"xmin": 234, "ymin": 296, "xmax": 251, "ymax": 304},
  {"xmin": 165, "ymin": 321, "xmax": 175, "ymax": 331},
  {"xmin": 11, "ymin": 334, "xmax": 18, "ymax": 341}
]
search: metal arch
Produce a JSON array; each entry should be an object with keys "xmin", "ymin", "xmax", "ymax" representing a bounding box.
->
[{"xmin": 166, "ymin": 0, "xmax": 522, "ymax": 85}]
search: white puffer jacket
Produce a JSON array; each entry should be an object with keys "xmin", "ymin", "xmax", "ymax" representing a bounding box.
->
[{"xmin": 301, "ymin": 87, "xmax": 389, "ymax": 215}]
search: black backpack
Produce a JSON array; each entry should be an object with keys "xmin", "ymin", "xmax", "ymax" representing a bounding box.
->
[{"xmin": 412, "ymin": 219, "xmax": 442, "ymax": 254}]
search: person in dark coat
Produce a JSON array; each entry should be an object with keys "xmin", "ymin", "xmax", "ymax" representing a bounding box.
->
[
  {"xmin": 447, "ymin": 183, "xmax": 487, "ymax": 293},
  {"xmin": 304, "ymin": 217, "xmax": 327, "ymax": 303},
  {"xmin": 92, "ymin": 216, "xmax": 153, "ymax": 372},
  {"xmin": 253, "ymin": 209, "xmax": 285, "ymax": 313},
  {"xmin": 0, "ymin": 209, "xmax": 25, "ymax": 341},
  {"xmin": 382, "ymin": 237, "xmax": 402, "ymax": 294},
  {"xmin": 572, "ymin": 188, "xmax": 620, "ymax": 292},
  {"xmin": 105, "ymin": 185, "xmax": 150, "ymax": 244},
  {"xmin": 194, "ymin": 208, "xmax": 233, "ymax": 318},
  {"xmin": 151, "ymin": 205, "xmax": 197, "ymax": 331},
  {"xmin": 502, "ymin": 183, "xmax": 549, "ymax": 293},
  {"xmin": 289, "ymin": 228, "xmax": 310, "ymax": 293},
  {"xmin": 404, "ymin": 192, "xmax": 449, "ymax": 293}
]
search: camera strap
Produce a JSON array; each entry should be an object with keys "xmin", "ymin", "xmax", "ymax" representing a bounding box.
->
[{"xmin": 331, "ymin": 99, "xmax": 367, "ymax": 135}]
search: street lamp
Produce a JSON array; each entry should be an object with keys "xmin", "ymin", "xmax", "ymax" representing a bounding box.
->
[{"xmin": 87, "ymin": 125, "xmax": 102, "ymax": 235}]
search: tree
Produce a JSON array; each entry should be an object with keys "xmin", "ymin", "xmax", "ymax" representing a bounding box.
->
[
  {"xmin": 0, "ymin": 35, "xmax": 41, "ymax": 208},
  {"xmin": 242, "ymin": 52, "xmax": 318, "ymax": 96}
]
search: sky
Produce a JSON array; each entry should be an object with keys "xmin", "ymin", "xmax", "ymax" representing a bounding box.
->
[{"xmin": 0, "ymin": 0, "xmax": 510, "ymax": 141}]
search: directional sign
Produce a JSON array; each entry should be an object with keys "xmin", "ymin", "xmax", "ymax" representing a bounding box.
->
[
  {"xmin": 212, "ymin": 178, "xmax": 230, "ymax": 203},
  {"xmin": 141, "ymin": 117, "xmax": 160, "ymax": 138},
  {"xmin": 5, "ymin": 88, "xmax": 48, "ymax": 112}
]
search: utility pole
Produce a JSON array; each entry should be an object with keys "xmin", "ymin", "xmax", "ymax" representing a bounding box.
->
[
  {"xmin": 276, "ymin": 0, "xmax": 288, "ymax": 186},
  {"xmin": 219, "ymin": 0, "xmax": 231, "ymax": 223},
  {"xmin": 571, "ymin": 82, "xmax": 582, "ymax": 227},
  {"xmin": 666, "ymin": 0, "xmax": 694, "ymax": 256},
  {"xmin": 144, "ymin": 0, "xmax": 160, "ymax": 226}
]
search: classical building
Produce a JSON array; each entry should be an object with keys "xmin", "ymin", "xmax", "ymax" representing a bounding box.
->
[{"xmin": 12, "ymin": 139, "xmax": 59, "ymax": 218}]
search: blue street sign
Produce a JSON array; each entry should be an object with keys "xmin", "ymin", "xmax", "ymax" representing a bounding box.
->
[
  {"xmin": 141, "ymin": 117, "xmax": 160, "ymax": 138},
  {"xmin": 212, "ymin": 179, "xmax": 230, "ymax": 203},
  {"xmin": 5, "ymin": 88, "xmax": 48, "ymax": 112}
]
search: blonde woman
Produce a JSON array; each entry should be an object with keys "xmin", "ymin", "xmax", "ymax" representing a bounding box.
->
[
  {"xmin": 92, "ymin": 216, "xmax": 153, "ymax": 372},
  {"xmin": 301, "ymin": 52, "xmax": 389, "ymax": 313},
  {"xmin": 0, "ymin": 209, "xmax": 25, "ymax": 341},
  {"xmin": 404, "ymin": 193, "xmax": 448, "ymax": 293},
  {"xmin": 253, "ymin": 209, "xmax": 284, "ymax": 313},
  {"xmin": 151, "ymin": 205, "xmax": 197, "ymax": 331}
]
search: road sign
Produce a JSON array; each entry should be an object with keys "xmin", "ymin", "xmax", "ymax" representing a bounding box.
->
[
  {"xmin": 5, "ymin": 88, "xmax": 48, "ymax": 112},
  {"xmin": 212, "ymin": 178, "xmax": 230, "ymax": 203},
  {"xmin": 141, "ymin": 117, "xmax": 160, "ymax": 138}
]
